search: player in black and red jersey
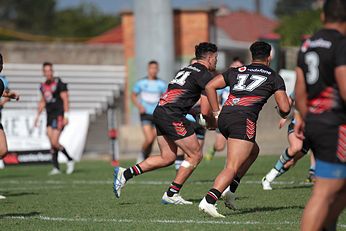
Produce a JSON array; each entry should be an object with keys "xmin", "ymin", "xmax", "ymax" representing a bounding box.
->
[
  {"xmin": 34, "ymin": 62, "xmax": 74, "ymax": 175},
  {"xmin": 294, "ymin": 0, "xmax": 346, "ymax": 229},
  {"xmin": 113, "ymin": 43, "xmax": 217, "ymax": 204},
  {"xmin": 199, "ymin": 41, "xmax": 290, "ymax": 217}
]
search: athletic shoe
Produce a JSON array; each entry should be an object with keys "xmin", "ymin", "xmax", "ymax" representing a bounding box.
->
[
  {"xmin": 66, "ymin": 160, "xmax": 75, "ymax": 175},
  {"xmin": 204, "ymin": 147, "xmax": 215, "ymax": 161},
  {"xmin": 0, "ymin": 159, "xmax": 5, "ymax": 169},
  {"xmin": 305, "ymin": 172, "xmax": 316, "ymax": 183},
  {"xmin": 0, "ymin": 195, "xmax": 6, "ymax": 199},
  {"xmin": 48, "ymin": 168, "xmax": 61, "ymax": 176},
  {"xmin": 262, "ymin": 177, "xmax": 272, "ymax": 190},
  {"xmin": 223, "ymin": 191, "xmax": 237, "ymax": 210},
  {"xmin": 198, "ymin": 197, "xmax": 225, "ymax": 218},
  {"xmin": 113, "ymin": 167, "xmax": 126, "ymax": 198},
  {"xmin": 161, "ymin": 192, "xmax": 193, "ymax": 205}
]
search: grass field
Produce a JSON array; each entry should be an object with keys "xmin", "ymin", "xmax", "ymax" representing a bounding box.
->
[{"xmin": 0, "ymin": 156, "xmax": 345, "ymax": 231}]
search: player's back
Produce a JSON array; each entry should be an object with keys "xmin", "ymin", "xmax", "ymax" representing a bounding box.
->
[
  {"xmin": 297, "ymin": 28, "xmax": 346, "ymax": 119},
  {"xmin": 221, "ymin": 63, "xmax": 286, "ymax": 120},
  {"xmin": 157, "ymin": 62, "xmax": 212, "ymax": 115}
]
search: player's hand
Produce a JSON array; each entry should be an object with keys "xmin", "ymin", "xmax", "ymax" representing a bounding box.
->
[
  {"xmin": 294, "ymin": 118, "xmax": 305, "ymax": 140},
  {"xmin": 278, "ymin": 118, "xmax": 287, "ymax": 129},
  {"xmin": 8, "ymin": 91, "xmax": 20, "ymax": 101},
  {"xmin": 138, "ymin": 105, "xmax": 145, "ymax": 114},
  {"xmin": 63, "ymin": 117, "xmax": 69, "ymax": 126}
]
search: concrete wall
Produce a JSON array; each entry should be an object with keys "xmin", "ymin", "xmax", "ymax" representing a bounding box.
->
[{"xmin": 0, "ymin": 42, "xmax": 124, "ymax": 65}]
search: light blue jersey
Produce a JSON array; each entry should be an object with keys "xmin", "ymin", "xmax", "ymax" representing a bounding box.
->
[
  {"xmin": 0, "ymin": 75, "xmax": 9, "ymax": 98},
  {"xmin": 133, "ymin": 77, "xmax": 167, "ymax": 115},
  {"xmin": 217, "ymin": 86, "xmax": 230, "ymax": 105}
]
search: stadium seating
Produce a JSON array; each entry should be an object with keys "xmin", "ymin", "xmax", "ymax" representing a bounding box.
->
[{"xmin": 2, "ymin": 63, "xmax": 125, "ymax": 118}]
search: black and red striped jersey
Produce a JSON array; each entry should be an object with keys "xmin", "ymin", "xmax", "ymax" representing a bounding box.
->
[
  {"xmin": 221, "ymin": 63, "xmax": 286, "ymax": 120},
  {"xmin": 297, "ymin": 29, "xmax": 346, "ymax": 117},
  {"xmin": 157, "ymin": 63, "xmax": 213, "ymax": 115},
  {"xmin": 40, "ymin": 77, "xmax": 67, "ymax": 115}
]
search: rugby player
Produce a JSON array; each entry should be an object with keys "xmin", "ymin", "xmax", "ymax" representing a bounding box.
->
[
  {"xmin": 34, "ymin": 62, "xmax": 74, "ymax": 175},
  {"xmin": 262, "ymin": 94, "xmax": 315, "ymax": 190},
  {"xmin": 205, "ymin": 57, "xmax": 244, "ymax": 161},
  {"xmin": 199, "ymin": 41, "xmax": 290, "ymax": 217},
  {"xmin": 294, "ymin": 0, "xmax": 346, "ymax": 229},
  {"xmin": 131, "ymin": 61, "xmax": 167, "ymax": 163},
  {"xmin": 0, "ymin": 53, "xmax": 20, "ymax": 199},
  {"xmin": 114, "ymin": 42, "xmax": 218, "ymax": 204}
]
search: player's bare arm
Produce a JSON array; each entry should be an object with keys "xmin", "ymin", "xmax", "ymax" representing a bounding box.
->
[
  {"xmin": 293, "ymin": 67, "xmax": 308, "ymax": 139},
  {"xmin": 274, "ymin": 90, "xmax": 290, "ymax": 118},
  {"xmin": 60, "ymin": 91, "xmax": 69, "ymax": 125},
  {"xmin": 131, "ymin": 91, "xmax": 145, "ymax": 113},
  {"xmin": 335, "ymin": 66, "xmax": 346, "ymax": 101},
  {"xmin": 205, "ymin": 74, "xmax": 226, "ymax": 117},
  {"xmin": 2, "ymin": 90, "xmax": 20, "ymax": 101},
  {"xmin": 34, "ymin": 96, "xmax": 46, "ymax": 127}
]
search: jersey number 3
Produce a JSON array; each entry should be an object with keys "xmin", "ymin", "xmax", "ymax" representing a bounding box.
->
[
  {"xmin": 170, "ymin": 71, "xmax": 191, "ymax": 86},
  {"xmin": 233, "ymin": 74, "xmax": 267, "ymax": 92}
]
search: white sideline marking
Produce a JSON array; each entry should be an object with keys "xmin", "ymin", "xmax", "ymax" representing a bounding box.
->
[{"xmin": 3, "ymin": 215, "xmax": 346, "ymax": 227}]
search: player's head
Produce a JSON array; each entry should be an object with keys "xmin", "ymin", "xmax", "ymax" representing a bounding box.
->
[
  {"xmin": 230, "ymin": 57, "xmax": 244, "ymax": 68},
  {"xmin": 195, "ymin": 42, "xmax": 218, "ymax": 71},
  {"xmin": 322, "ymin": 0, "xmax": 346, "ymax": 26},
  {"xmin": 42, "ymin": 62, "xmax": 54, "ymax": 80},
  {"xmin": 147, "ymin": 60, "xmax": 159, "ymax": 79},
  {"xmin": 190, "ymin": 57, "xmax": 198, "ymax": 65},
  {"xmin": 0, "ymin": 53, "xmax": 3, "ymax": 73},
  {"xmin": 250, "ymin": 41, "xmax": 271, "ymax": 66}
]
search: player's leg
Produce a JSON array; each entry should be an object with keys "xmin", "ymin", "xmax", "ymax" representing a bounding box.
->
[
  {"xmin": 0, "ymin": 128, "xmax": 7, "ymax": 199},
  {"xmin": 137, "ymin": 116, "xmax": 156, "ymax": 163},
  {"xmin": 306, "ymin": 153, "xmax": 316, "ymax": 183},
  {"xmin": 46, "ymin": 126, "xmax": 60, "ymax": 175},
  {"xmin": 262, "ymin": 131, "xmax": 303, "ymax": 190},
  {"xmin": 113, "ymin": 135, "xmax": 177, "ymax": 198},
  {"xmin": 205, "ymin": 130, "xmax": 226, "ymax": 161},
  {"xmin": 301, "ymin": 171, "xmax": 346, "ymax": 230},
  {"xmin": 199, "ymin": 138, "xmax": 254, "ymax": 217},
  {"xmin": 222, "ymin": 142, "xmax": 259, "ymax": 209},
  {"xmin": 175, "ymin": 138, "xmax": 203, "ymax": 171}
]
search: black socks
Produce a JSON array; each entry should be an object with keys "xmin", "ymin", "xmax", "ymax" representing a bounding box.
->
[
  {"xmin": 205, "ymin": 188, "xmax": 221, "ymax": 204},
  {"xmin": 167, "ymin": 182, "xmax": 182, "ymax": 197},
  {"xmin": 123, "ymin": 164, "xmax": 143, "ymax": 181}
]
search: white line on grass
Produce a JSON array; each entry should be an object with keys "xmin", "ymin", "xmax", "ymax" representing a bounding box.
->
[{"xmin": 3, "ymin": 215, "xmax": 346, "ymax": 227}]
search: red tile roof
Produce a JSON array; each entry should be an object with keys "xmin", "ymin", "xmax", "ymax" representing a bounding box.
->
[
  {"xmin": 87, "ymin": 25, "xmax": 123, "ymax": 44},
  {"xmin": 216, "ymin": 11, "xmax": 278, "ymax": 42}
]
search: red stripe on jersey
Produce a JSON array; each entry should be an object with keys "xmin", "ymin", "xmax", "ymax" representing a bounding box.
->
[
  {"xmin": 224, "ymin": 94, "xmax": 263, "ymax": 107},
  {"xmin": 172, "ymin": 122, "xmax": 187, "ymax": 136},
  {"xmin": 246, "ymin": 118, "xmax": 256, "ymax": 139},
  {"xmin": 159, "ymin": 89, "xmax": 186, "ymax": 106},
  {"xmin": 308, "ymin": 87, "xmax": 335, "ymax": 114},
  {"xmin": 337, "ymin": 125, "xmax": 346, "ymax": 162}
]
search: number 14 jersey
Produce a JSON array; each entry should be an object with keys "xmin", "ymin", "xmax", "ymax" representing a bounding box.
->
[
  {"xmin": 158, "ymin": 63, "xmax": 213, "ymax": 115},
  {"xmin": 221, "ymin": 63, "xmax": 286, "ymax": 121}
]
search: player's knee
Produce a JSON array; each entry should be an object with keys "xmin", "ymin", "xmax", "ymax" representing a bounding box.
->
[
  {"xmin": 289, "ymin": 144, "xmax": 302, "ymax": 154},
  {"xmin": 51, "ymin": 142, "xmax": 60, "ymax": 150},
  {"xmin": 162, "ymin": 156, "xmax": 176, "ymax": 167}
]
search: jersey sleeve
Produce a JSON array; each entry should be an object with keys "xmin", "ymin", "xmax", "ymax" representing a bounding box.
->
[
  {"xmin": 57, "ymin": 78, "xmax": 68, "ymax": 92},
  {"xmin": 160, "ymin": 80, "xmax": 167, "ymax": 93},
  {"xmin": 335, "ymin": 38, "xmax": 346, "ymax": 67},
  {"xmin": 273, "ymin": 74, "xmax": 286, "ymax": 92},
  {"xmin": 132, "ymin": 80, "xmax": 141, "ymax": 94},
  {"xmin": 196, "ymin": 71, "xmax": 213, "ymax": 90}
]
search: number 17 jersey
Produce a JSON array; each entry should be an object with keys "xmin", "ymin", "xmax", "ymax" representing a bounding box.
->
[
  {"xmin": 221, "ymin": 63, "xmax": 286, "ymax": 121},
  {"xmin": 157, "ymin": 63, "xmax": 213, "ymax": 115}
]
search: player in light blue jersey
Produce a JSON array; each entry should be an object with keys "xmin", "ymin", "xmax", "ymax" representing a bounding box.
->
[
  {"xmin": 131, "ymin": 61, "xmax": 167, "ymax": 162},
  {"xmin": 0, "ymin": 53, "xmax": 20, "ymax": 199}
]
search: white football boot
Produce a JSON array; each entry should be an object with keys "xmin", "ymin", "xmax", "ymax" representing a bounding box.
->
[
  {"xmin": 0, "ymin": 159, "xmax": 5, "ymax": 169},
  {"xmin": 48, "ymin": 168, "xmax": 61, "ymax": 176},
  {"xmin": 222, "ymin": 190, "xmax": 237, "ymax": 210},
  {"xmin": 161, "ymin": 192, "xmax": 193, "ymax": 205},
  {"xmin": 113, "ymin": 167, "xmax": 126, "ymax": 198},
  {"xmin": 198, "ymin": 197, "xmax": 225, "ymax": 218},
  {"xmin": 66, "ymin": 160, "xmax": 75, "ymax": 175},
  {"xmin": 262, "ymin": 177, "xmax": 272, "ymax": 190},
  {"xmin": 0, "ymin": 195, "xmax": 6, "ymax": 199}
]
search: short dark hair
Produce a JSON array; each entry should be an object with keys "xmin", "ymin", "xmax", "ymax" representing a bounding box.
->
[
  {"xmin": 148, "ymin": 60, "xmax": 158, "ymax": 66},
  {"xmin": 0, "ymin": 53, "xmax": 3, "ymax": 72},
  {"xmin": 43, "ymin": 62, "xmax": 53, "ymax": 68},
  {"xmin": 195, "ymin": 42, "xmax": 218, "ymax": 60},
  {"xmin": 250, "ymin": 41, "xmax": 271, "ymax": 61},
  {"xmin": 323, "ymin": 0, "xmax": 346, "ymax": 23}
]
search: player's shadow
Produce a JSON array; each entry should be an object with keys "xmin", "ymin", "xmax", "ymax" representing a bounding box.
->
[
  {"xmin": 0, "ymin": 192, "xmax": 38, "ymax": 197},
  {"xmin": 227, "ymin": 205, "xmax": 304, "ymax": 215},
  {"xmin": 0, "ymin": 211, "xmax": 40, "ymax": 219},
  {"xmin": 276, "ymin": 184, "xmax": 312, "ymax": 190},
  {"xmin": 186, "ymin": 196, "xmax": 249, "ymax": 203}
]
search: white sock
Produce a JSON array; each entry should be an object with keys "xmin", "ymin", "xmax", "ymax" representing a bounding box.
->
[{"xmin": 266, "ymin": 168, "xmax": 279, "ymax": 182}]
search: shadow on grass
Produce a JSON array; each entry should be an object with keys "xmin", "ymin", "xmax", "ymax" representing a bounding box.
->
[
  {"xmin": 1, "ymin": 192, "xmax": 38, "ymax": 197},
  {"xmin": 276, "ymin": 184, "xmax": 312, "ymax": 190},
  {"xmin": 0, "ymin": 211, "xmax": 40, "ymax": 219},
  {"xmin": 226, "ymin": 205, "xmax": 304, "ymax": 215},
  {"xmin": 187, "ymin": 196, "xmax": 249, "ymax": 203}
]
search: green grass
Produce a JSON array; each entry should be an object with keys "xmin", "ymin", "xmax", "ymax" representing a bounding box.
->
[{"xmin": 0, "ymin": 156, "xmax": 345, "ymax": 230}]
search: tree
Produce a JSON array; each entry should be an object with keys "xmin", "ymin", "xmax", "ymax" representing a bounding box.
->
[
  {"xmin": 275, "ymin": 0, "xmax": 315, "ymax": 17},
  {"xmin": 276, "ymin": 9, "xmax": 321, "ymax": 46}
]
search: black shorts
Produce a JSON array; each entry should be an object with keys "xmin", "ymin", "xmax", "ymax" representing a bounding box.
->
[
  {"xmin": 218, "ymin": 112, "xmax": 256, "ymax": 143},
  {"xmin": 192, "ymin": 121, "xmax": 206, "ymax": 140},
  {"xmin": 305, "ymin": 117, "xmax": 346, "ymax": 164},
  {"xmin": 47, "ymin": 114, "xmax": 64, "ymax": 130},
  {"xmin": 140, "ymin": 113, "xmax": 155, "ymax": 127},
  {"xmin": 0, "ymin": 123, "xmax": 3, "ymax": 130},
  {"xmin": 153, "ymin": 108, "xmax": 195, "ymax": 141}
]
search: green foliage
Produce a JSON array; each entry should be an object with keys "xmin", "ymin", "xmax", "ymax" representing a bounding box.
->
[
  {"xmin": 0, "ymin": 0, "xmax": 120, "ymax": 41},
  {"xmin": 276, "ymin": 9, "xmax": 322, "ymax": 46},
  {"xmin": 275, "ymin": 0, "xmax": 315, "ymax": 17}
]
